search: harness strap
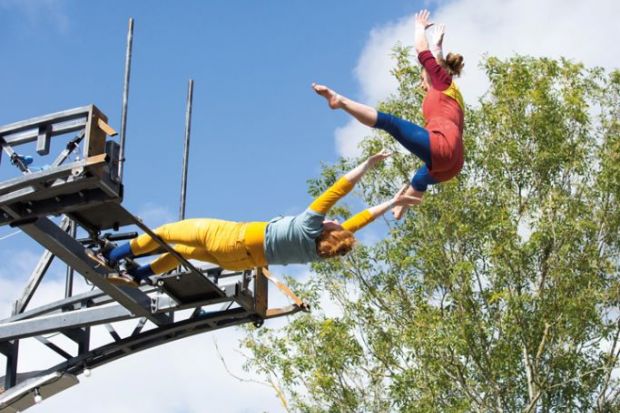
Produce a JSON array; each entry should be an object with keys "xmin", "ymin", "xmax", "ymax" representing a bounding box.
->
[{"xmin": 261, "ymin": 268, "xmax": 309, "ymax": 311}]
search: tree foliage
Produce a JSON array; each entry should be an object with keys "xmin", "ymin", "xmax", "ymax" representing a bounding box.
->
[{"xmin": 242, "ymin": 49, "xmax": 620, "ymax": 412}]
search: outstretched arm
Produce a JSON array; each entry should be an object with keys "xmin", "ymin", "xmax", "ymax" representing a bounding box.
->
[
  {"xmin": 369, "ymin": 186, "xmax": 422, "ymax": 219},
  {"xmin": 344, "ymin": 149, "xmax": 391, "ymax": 185},
  {"xmin": 414, "ymin": 9, "xmax": 432, "ymax": 53},
  {"xmin": 342, "ymin": 184, "xmax": 422, "ymax": 232},
  {"xmin": 429, "ymin": 24, "xmax": 445, "ymax": 61},
  {"xmin": 309, "ymin": 150, "xmax": 391, "ymax": 215}
]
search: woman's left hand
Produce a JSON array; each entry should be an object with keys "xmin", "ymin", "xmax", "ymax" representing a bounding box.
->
[{"xmin": 430, "ymin": 24, "xmax": 445, "ymax": 48}]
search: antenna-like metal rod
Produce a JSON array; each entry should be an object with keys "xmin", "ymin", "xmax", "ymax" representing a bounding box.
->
[
  {"xmin": 118, "ymin": 17, "xmax": 134, "ymax": 181},
  {"xmin": 179, "ymin": 79, "xmax": 194, "ymax": 220}
]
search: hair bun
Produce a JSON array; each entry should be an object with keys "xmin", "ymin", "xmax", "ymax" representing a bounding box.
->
[{"xmin": 445, "ymin": 52, "xmax": 465, "ymax": 77}]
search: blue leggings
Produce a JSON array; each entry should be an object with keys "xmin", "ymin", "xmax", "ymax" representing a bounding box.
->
[{"xmin": 374, "ymin": 111, "xmax": 438, "ymax": 191}]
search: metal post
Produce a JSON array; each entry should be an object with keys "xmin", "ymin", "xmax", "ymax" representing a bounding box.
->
[
  {"xmin": 65, "ymin": 220, "xmax": 75, "ymax": 298},
  {"xmin": 118, "ymin": 18, "xmax": 134, "ymax": 181},
  {"xmin": 4, "ymin": 341, "xmax": 18, "ymax": 389},
  {"xmin": 179, "ymin": 79, "xmax": 194, "ymax": 220}
]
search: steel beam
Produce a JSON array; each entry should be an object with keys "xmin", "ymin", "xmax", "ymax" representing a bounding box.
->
[
  {"xmin": 65, "ymin": 220, "xmax": 76, "ymax": 298},
  {"xmin": 0, "ymin": 284, "xmax": 238, "ymax": 342},
  {"xmin": 62, "ymin": 328, "xmax": 88, "ymax": 346},
  {"xmin": 15, "ymin": 250, "xmax": 54, "ymax": 315},
  {"xmin": 0, "ymin": 185, "xmax": 116, "ymax": 228},
  {"xmin": 3, "ymin": 341, "xmax": 17, "ymax": 389},
  {"xmin": 0, "ymin": 155, "xmax": 108, "ymax": 197},
  {"xmin": 35, "ymin": 336, "xmax": 72, "ymax": 360},
  {"xmin": 1, "ymin": 290, "xmax": 109, "ymax": 323},
  {"xmin": 0, "ymin": 106, "xmax": 91, "ymax": 142},
  {"xmin": 18, "ymin": 217, "xmax": 170, "ymax": 325},
  {"xmin": 14, "ymin": 218, "xmax": 70, "ymax": 314},
  {"xmin": 0, "ymin": 341, "xmax": 14, "ymax": 357},
  {"xmin": 0, "ymin": 371, "xmax": 79, "ymax": 412},
  {"xmin": 0, "ymin": 305, "xmax": 131, "ymax": 342},
  {"xmin": 3, "ymin": 119, "xmax": 88, "ymax": 151},
  {"xmin": 58, "ymin": 307, "xmax": 256, "ymax": 376},
  {"xmin": 52, "ymin": 131, "xmax": 85, "ymax": 168}
]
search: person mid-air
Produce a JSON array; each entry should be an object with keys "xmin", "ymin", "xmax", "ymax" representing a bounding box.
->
[
  {"xmin": 90, "ymin": 151, "xmax": 419, "ymax": 287},
  {"xmin": 313, "ymin": 9, "xmax": 465, "ymax": 219}
]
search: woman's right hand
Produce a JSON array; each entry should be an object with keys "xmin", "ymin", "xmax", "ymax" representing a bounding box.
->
[{"xmin": 414, "ymin": 9, "xmax": 433, "ymax": 31}]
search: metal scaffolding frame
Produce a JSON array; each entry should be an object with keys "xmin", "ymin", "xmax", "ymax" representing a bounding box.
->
[{"xmin": 0, "ymin": 21, "xmax": 307, "ymax": 413}]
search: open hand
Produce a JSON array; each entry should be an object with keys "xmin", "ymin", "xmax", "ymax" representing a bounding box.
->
[
  {"xmin": 391, "ymin": 183, "xmax": 423, "ymax": 210},
  {"xmin": 392, "ymin": 193, "xmax": 423, "ymax": 207},
  {"xmin": 414, "ymin": 9, "xmax": 433, "ymax": 30},
  {"xmin": 430, "ymin": 24, "xmax": 445, "ymax": 49},
  {"xmin": 367, "ymin": 149, "xmax": 392, "ymax": 167}
]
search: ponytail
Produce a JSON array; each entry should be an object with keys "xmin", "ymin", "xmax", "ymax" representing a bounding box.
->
[{"xmin": 440, "ymin": 52, "xmax": 465, "ymax": 77}]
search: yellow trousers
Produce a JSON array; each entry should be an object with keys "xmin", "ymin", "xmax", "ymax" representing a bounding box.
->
[
  {"xmin": 129, "ymin": 218, "xmax": 267, "ymax": 273},
  {"xmin": 130, "ymin": 176, "xmax": 374, "ymax": 274}
]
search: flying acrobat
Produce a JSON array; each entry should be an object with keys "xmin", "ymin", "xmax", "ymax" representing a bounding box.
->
[
  {"xmin": 90, "ymin": 150, "xmax": 419, "ymax": 286},
  {"xmin": 313, "ymin": 9, "xmax": 465, "ymax": 219}
]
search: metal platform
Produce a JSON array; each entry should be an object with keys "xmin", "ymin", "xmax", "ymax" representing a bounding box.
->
[{"xmin": 0, "ymin": 106, "xmax": 308, "ymax": 411}]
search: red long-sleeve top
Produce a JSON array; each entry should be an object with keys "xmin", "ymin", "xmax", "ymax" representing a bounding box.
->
[{"xmin": 418, "ymin": 50, "xmax": 465, "ymax": 182}]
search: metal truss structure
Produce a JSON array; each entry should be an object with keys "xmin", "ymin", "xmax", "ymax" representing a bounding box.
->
[{"xmin": 0, "ymin": 105, "xmax": 306, "ymax": 412}]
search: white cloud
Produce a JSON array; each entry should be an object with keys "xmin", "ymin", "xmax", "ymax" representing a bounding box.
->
[
  {"xmin": 0, "ymin": 248, "xmax": 285, "ymax": 413},
  {"xmin": 335, "ymin": 0, "xmax": 620, "ymax": 157},
  {"xmin": 136, "ymin": 203, "xmax": 177, "ymax": 228},
  {"xmin": 335, "ymin": 121, "xmax": 373, "ymax": 159}
]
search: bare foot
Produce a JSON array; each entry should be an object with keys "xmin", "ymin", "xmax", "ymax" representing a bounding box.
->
[
  {"xmin": 312, "ymin": 82, "xmax": 344, "ymax": 109},
  {"xmin": 392, "ymin": 204, "xmax": 409, "ymax": 220},
  {"xmin": 392, "ymin": 184, "xmax": 412, "ymax": 220}
]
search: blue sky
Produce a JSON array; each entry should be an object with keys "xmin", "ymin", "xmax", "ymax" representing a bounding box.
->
[
  {"xmin": 1, "ymin": 0, "xmax": 618, "ymax": 412},
  {"xmin": 0, "ymin": 0, "xmax": 419, "ymax": 224},
  {"xmin": 0, "ymin": 1, "xmax": 422, "ymax": 412}
]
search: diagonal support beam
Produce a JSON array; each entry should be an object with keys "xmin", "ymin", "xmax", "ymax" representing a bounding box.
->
[
  {"xmin": 105, "ymin": 324, "xmax": 122, "ymax": 342},
  {"xmin": 35, "ymin": 336, "xmax": 72, "ymax": 360},
  {"xmin": 51, "ymin": 130, "xmax": 85, "ymax": 168},
  {"xmin": 15, "ymin": 217, "xmax": 71, "ymax": 314},
  {"xmin": 18, "ymin": 217, "xmax": 170, "ymax": 325},
  {"xmin": 129, "ymin": 213, "xmax": 225, "ymax": 299}
]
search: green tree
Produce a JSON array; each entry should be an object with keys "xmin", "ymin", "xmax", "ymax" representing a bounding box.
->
[{"xmin": 242, "ymin": 49, "xmax": 620, "ymax": 412}]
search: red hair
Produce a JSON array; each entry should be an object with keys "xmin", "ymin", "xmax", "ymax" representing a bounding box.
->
[{"xmin": 316, "ymin": 229, "xmax": 356, "ymax": 258}]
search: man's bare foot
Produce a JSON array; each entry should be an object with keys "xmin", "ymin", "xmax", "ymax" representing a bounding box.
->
[{"xmin": 312, "ymin": 83, "xmax": 344, "ymax": 109}]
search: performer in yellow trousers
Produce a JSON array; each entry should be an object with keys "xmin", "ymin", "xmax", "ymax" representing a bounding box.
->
[{"xmin": 100, "ymin": 150, "xmax": 420, "ymax": 286}]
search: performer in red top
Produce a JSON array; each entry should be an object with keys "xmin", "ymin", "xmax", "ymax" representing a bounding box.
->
[{"xmin": 313, "ymin": 9, "xmax": 465, "ymax": 219}]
